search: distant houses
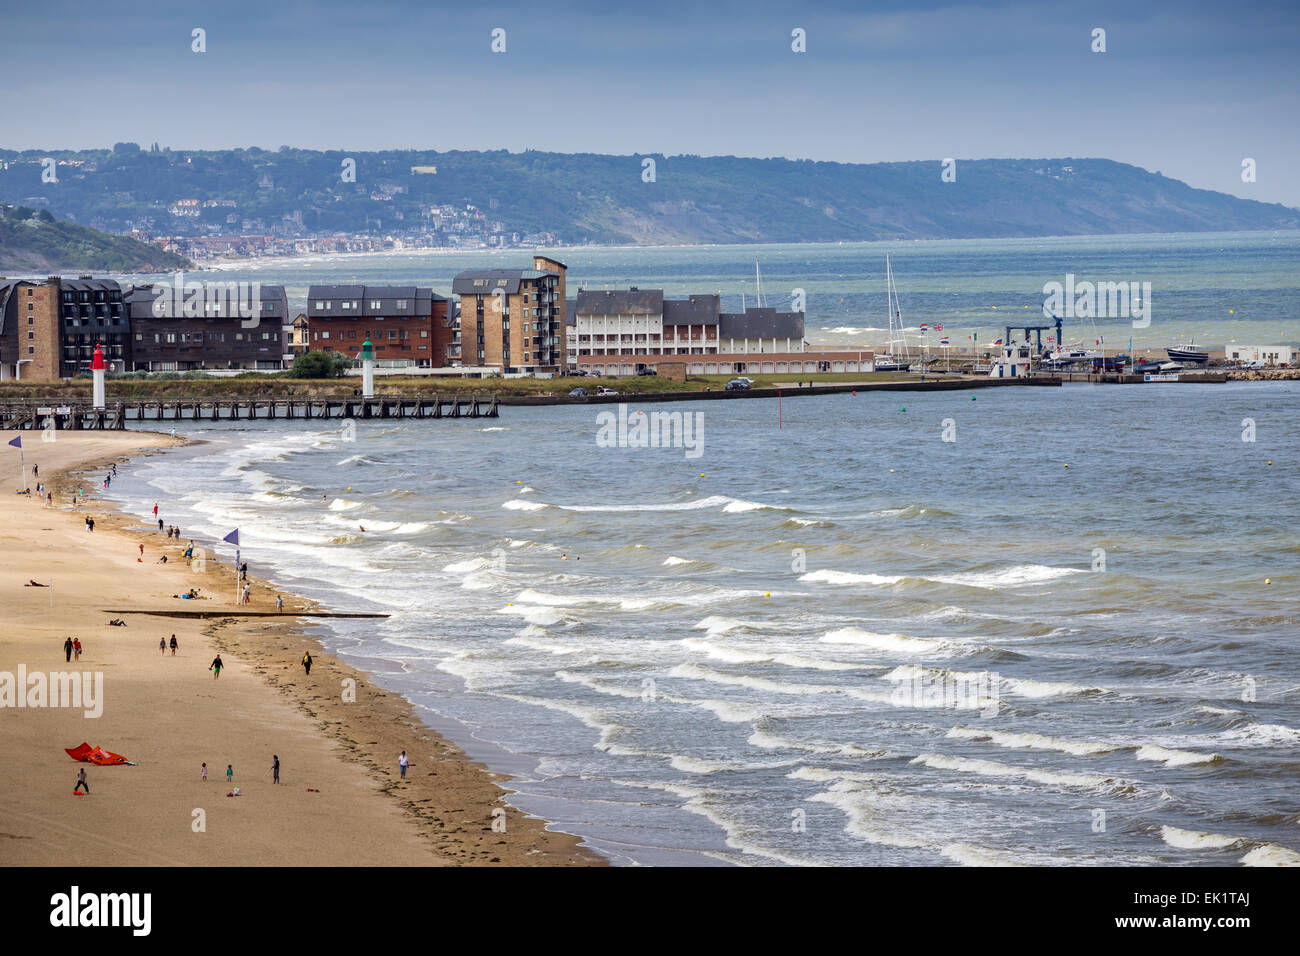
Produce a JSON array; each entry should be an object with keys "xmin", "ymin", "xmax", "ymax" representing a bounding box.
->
[{"xmin": 0, "ymin": 259, "xmax": 823, "ymax": 380}]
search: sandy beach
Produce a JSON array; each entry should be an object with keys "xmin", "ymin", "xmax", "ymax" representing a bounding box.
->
[{"xmin": 0, "ymin": 430, "xmax": 601, "ymax": 866}]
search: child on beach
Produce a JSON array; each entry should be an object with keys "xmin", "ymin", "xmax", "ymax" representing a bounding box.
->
[
  {"xmin": 399, "ymin": 751, "xmax": 408, "ymax": 779},
  {"xmin": 159, "ymin": 637, "xmax": 166, "ymax": 654},
  {"xmin": 138, "ymin": 543, "xmax": 144, "ymax": 562},
  {"xmin": 272, "ymin": 755, "xmax": 280, "ymax": 784},
  {"xmin": 74, "ymin": 768, "xmax": 88, "ymax": 794},
  {"xmin": 201, "ymin": 763, "xmax": 208, "ymax": 781},
  {"xmin": 276, "ymin": 595, "xmax": 284, "ymax": 613},
  {"xmin": 226, "ymin": 764, "xmax": 233, "ymax": 784},
  {"xmin": 210, "ymin": 654, "xmax": 224, "ymax": 678},
  {"xmin": 73, "ymin": 638, "xmax": 82, "ymax": 661}
]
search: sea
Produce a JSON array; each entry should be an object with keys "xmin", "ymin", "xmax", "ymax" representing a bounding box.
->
[{"xmin": 101, "ymin": 232, "xmax": 1300, "ymax": 866}]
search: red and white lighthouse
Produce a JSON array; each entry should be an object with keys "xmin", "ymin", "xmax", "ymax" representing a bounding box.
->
[{"xmin": 91, "ymin": 343, "xmax": 107, "ymax": 409}]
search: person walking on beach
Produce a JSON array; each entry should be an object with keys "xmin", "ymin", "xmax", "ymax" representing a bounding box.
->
[
  {"xmin": 138, "ymin": 543, "xmax": 144, "ymax": 562},
  {"xmin": 158, "ymin": 518, "xmax": 164, "ymax": 532},
  {"xmin": 73, "ymin": 638, "xmax": 82, "ymax": 662},
  {"xmin": 33, "ymin": 464, "xmax": 38, "ymax": 480},
  {"xmin": 63, "ymin": 637, "xmax": 73, "ymax": 662},
  {"xmin": 272, "ymin": 755, "xmax": 280, "ymax": 785},
  {"xmin": 302, "ymin": 652, "xmax": 312, "ymax": 676},
  {"xmin": 152, "ymin": 502, "xmax": 158, "ymax": 519},
  {"xmin": 210, "ymin": 654, "xmax": 224, "ymax": 679},
  {"xmin": 241, "ymin": 584, "xmax": 251, "ymax": 606},
  {"xmin": 159, "ymin": 637, "xmax": 166, "ymax": 655},
  {"xmin": 399, "ymin": 751, "xmax": 408, "ymax": 780},
  {"xmin": 201, "ymin": 762, "xmax": 208, "ymax": 782},
  {"xmin": 170, "ymin": 634, "xmax": 178, "ymax": 656},
  {"xmin": 87, "ymin": 517, "xmax": 94, "ymax": 532},
  {"xmin": 240, "ymin": 562, "xmax": 248, "ymax": 581},
  {"xmin": 226, "ymin": 764, "xmax": 233, "ymax": 785},
  {"xmin": 74, "ymin": 768, "xmax": 89, "ymax": 795},
  {"xmin": 276, "ymin": 595, "xmax": 284, "ymax": 613}
]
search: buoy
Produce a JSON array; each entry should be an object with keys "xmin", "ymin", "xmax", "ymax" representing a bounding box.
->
[
  {"xmin": 347, "ymin": 486, "xmax": 352, "ymax": 491},
  {"xmin": 889, "ymin": 469, "xmax": 895, "ymax": 473},
  {"xmin": 1064, "ymin": 464, "xmax": 1070, "ymax": 468},
  {"xmin": 517, "ymin": 480, "xmax": 522, "ymax": 484},
  {"xmin": 764, "ymin": 592, "xmax": 770, "ymax": 598},
  {"xmin": 901, "ymin": 407, "xmax": 906, "ymax": 412},
  {"xmin": 1267, "ymin": 461, "xmax": 1273, "ymax": 466},
  {"xmin": 1265, "ymin": 578, "xmax": 1271, "ymax": 585},
  {"xmin": 852, "ymin": 391, "xmax": 857, "ymax": 396},
  {"xmin": 700, "ymin": 473, "xmax": 705, "ymax": 478},
  {"xmin": 971, "ymin": 396, "xmax": 976, "ymax": 401}
]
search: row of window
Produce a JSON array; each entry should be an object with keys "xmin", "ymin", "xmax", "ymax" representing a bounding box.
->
[
  {"xmin": 132, "ymin": 331, "xmax": 280, "ymax": 343},
  {"xmin": 313, "ymin": 300, "xmax": 410, "ymax": 311},
  {"xmin": 311, "ymin": 330, "xmax": 429, "ymax": 340}
]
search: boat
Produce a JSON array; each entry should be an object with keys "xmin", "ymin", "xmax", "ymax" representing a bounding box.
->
[
  {"xmin": 1166, "ymin": 339, "xmax": 1209, "ymax": 364},
  {"xmin": 1045, "ymin": 341, "xmax": 1103, "ymax": 364},
  {"xmin": 874, "ymin": 256, "xmax": 912, "ymax": 372}
]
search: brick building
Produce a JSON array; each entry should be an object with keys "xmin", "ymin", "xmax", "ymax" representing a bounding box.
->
[
  {"xmin": 0, "ymin": 276, "xmax": 128, "ymax": 379},
  {"xmin": 452, "ymin": 256, "xmax": 566, "ymax": 372},
  {"xmin": 305, "ymin": 284, "xmax": 451, "ymax": 367}
]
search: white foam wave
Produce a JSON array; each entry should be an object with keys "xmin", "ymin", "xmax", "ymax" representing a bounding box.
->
[
  {"xmin": 1159, "ymin": 826, "xmax": 1245, "ymax": 850},
  {"xmin": 800, "ymin": 569, "xmax": 904, "ymax": 586},
  {"xmin": 946, "ymin": 726, "xmax": 1119, "ymax": 756},
  {"xmin": 910, "ymin": 753, "xmax": 1115, "ymax": 789},
  {"xmin": 1135, "ymin": 745, "xmax": 1222, "ymax": 768}
]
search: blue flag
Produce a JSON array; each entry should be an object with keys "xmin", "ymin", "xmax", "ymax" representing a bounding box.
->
[
  {"xmin": 222, "ymin": 529, "xmax": 239, "ymax": 545},
  {"xmin": 6, "ymin": 437, "xmax": 19, "ymax": 448}
]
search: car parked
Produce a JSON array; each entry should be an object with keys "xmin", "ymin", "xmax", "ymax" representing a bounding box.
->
[
  {"xmin": 725, "ymin": 378, "xmax": 751, "ymax": 391},
  {"xmin": 569, "ymin": 387, "xmax": 588, "ymax": 397},
  {"xmin": 596, "ymin": 386, "xmax": 619, "ymax": 396}
]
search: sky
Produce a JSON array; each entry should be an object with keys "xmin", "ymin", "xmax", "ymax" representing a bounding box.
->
[{"xmin": 2, "ymin": 0, "xmax": 1297, "ymax": 208}]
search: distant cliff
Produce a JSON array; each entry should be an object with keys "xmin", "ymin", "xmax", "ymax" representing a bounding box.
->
[
  {"xmin": 1, "ymin": 146, "xmax": 1295, "ymax": 246},
  {"xmin": 0, "ymin": 204, "xmax": 191, "ymax": 273}
]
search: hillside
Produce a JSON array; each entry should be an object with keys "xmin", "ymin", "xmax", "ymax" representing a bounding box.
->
[
  {"xmin": 0, "ymin": 146, "xmax": 1296, "ymax": 246},
  {"xmin": 0, "ymin": 204, "xmax": 191, "ymax": 273}
]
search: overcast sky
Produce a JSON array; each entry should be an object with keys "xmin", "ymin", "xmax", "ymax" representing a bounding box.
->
[{"xmin": 3, "ymin": 0, "xmax": 1297, "ymax": 208}]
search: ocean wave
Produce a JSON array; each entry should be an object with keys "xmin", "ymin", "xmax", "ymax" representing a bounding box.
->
[
  {"xmin": 670, "ymin": 663, "xmax": 834, "ymax": 697},
  {"xmin": 1159, "ymin": 826, "xmax": 1246, "ymax": 850},
  {"xmin": 748, "ymin": 729, "xmax": 884, "ymax": 758},
  {"xmin": 821, "ymin": 627, "xmax": 950, "ymax": 655},
  {"xmin": 1134, "ymin": 745, "xmax": 1223, "ymax": 768},
  {"xmin": 910, "ymin": 753, "xmax": 1118, "ymax": 790},
  {"xmin": 502, "ymin": 499, "xmax": 549, "ymax": 511},
  {"xmin": 663, "ymin": 555, "xmax": 696, "ymax": 566},
  {"xmin": 496, "ymin": 604, "xmax": 565, "ymax": 627},
  {"xmin": 946, "ymin": 726, "xmax": 1119, "ymax": 756},
  {"xmin": 926, "ymin": 565, "xmax": 1086, "ymax": 589},
  {"xmin": 1216, "ymin": 723, "xmax": 1300, "ymax": 746},
  {"xmin": 328, "ymin": 497, "xmax": 365, "ymax": 511},
  {"xmin": 1240, "ymin": 844, "xmax": 1300, "ymax": 866},
  {"xmin": 800, "ymin": 569, "xmax": 904, "ymax": 586},
  {"xmin": 939, "ymin": 843, "xmax": 1027, "ymax": 867}
]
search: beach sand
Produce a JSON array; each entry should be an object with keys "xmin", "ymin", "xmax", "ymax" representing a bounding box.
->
[{"xmin": 0, "ymin": 430, "xmax": 601, "ymax": 866}]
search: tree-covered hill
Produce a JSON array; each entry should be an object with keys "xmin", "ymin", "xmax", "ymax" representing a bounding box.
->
[
  {"xmin": 0, "ymin": 144, "xmax": 1294, "ymax": 245},
  {"xmin": 0, "ymin": 203, "xmax": 191, "ymax": 273}
]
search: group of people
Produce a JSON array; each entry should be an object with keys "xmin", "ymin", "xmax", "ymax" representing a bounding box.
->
[
  {"xmin": 159, "ymin": 634, "xmax": 179, "ymax": 655},
  {"xmin": 62, "ymin": 636, "xmax": 84, "ymax": 662}
]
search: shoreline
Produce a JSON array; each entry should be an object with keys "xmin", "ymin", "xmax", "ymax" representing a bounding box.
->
[{"xmin": 0, "ymin": 430, "xmax": 604, "ymax": 866}]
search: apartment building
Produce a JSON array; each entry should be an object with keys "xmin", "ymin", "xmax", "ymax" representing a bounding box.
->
[
  {"xmin": 451, "ymin": 256, "xmax": 566, "ymax": 372},
  {"xmin": 126, "ymin": 283, "xmax": 289, "ymax": 371},
  {"xmin": 305, "ymin": 285, "xmax": 452, "ymax": 367},
  {"xmin": 0, "ymin": 276, "xmax": 128, "ymax": 379}
]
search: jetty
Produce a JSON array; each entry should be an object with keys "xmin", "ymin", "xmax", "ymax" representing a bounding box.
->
[{"xmin": 0, "ymin": 395, "xmax": 500, "ymax": 430}]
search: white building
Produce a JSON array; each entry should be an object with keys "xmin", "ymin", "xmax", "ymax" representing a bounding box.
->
[{"xmin": 1223, "ymin": 345, "xmax": 1297, "ymax": 366}]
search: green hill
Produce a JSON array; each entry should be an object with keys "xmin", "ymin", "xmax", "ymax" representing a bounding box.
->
[
  {"xmin": 0, "ymin": 203, "xmax": 191, "ymax": 273},
  {"xmin": 0, "ymin": 145, "xmax": 1296, "ymax": 246}
]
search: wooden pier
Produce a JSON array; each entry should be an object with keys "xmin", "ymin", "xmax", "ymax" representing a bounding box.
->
[{"xmin": 0, "ymin": 395, "xmax": 500, "ymax": 430}]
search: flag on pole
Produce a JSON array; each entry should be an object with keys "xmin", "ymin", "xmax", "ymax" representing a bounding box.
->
[
  {"xmin": 935, "ymin": 323, "xmax": 943, "ymax": 331},
  {"xmin": 222, "ymin": 529, "xmax": 239, "ymax": 546},
  {"xmin": 919, "ymin": 323, "xmax": 928, "ymax": 333},
  {"xmin": 6, "ymin": 437, "xmax": 19, "ymax": 448},
  {"xmin": 940, "ymin": 337, "xmax": 950, "ymax": 346}
]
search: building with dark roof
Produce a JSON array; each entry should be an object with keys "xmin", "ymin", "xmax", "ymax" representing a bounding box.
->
[
  {"xmin": 567, "ymin": 288, "xmax": 804, "ymax": 371},
  {"xmin": 126, "ymin": 281, "xmax": 288, "ymax": 371},
  {"xmin": 452, "ymin": 257, "xmax": 567, "ymax": 372},
  {"xmin": 306, "ymin": 284, "xmax": 452, "ymax": 367},
  {"xmin": 0, "ymin": 275, "xmax": 128, "ymax": 380}
]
